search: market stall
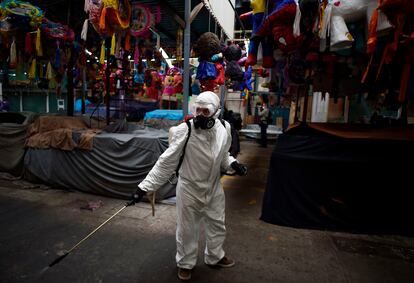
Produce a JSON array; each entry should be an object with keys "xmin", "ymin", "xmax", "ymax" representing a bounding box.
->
[{"xmin": 22, "ymin": 116, "xmax": 175, "ymax": 200}]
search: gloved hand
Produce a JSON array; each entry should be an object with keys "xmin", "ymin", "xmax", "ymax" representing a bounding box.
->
[
  {"xmin": 231, "ymin": 161, "xmax": 248, "ymax": 176},
  {"xmin": 130, "ymin": 188, "xmax": 146, "ymax": 205}
]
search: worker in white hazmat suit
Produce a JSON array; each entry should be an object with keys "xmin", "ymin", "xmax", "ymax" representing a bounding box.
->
[{"xmin": 131, "ymin": 91, "xmax": 248, "ymax": 281}]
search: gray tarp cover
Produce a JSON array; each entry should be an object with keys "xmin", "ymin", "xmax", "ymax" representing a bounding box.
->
[
  {"xmin": 0, "ymin": 112, "xmax": 39, "ymax": 175},
  {"xmin": 24, "ymin": 124, "xmax": 176, "ymax": 200}
]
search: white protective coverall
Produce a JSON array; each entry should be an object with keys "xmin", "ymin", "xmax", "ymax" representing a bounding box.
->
[{"xmin": 138, "ymin": 91, "xmax": 236, "ymax": 269}]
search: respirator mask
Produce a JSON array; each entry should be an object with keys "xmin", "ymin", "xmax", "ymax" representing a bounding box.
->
[
  {"xmin": 193, "ymin": 105, "xmax": 218, "ymax": 130},
  {"xmin": 192, "ymin": 91, "xmax": 221, "ymax": 130},
  {"xmin": 194, "ymin": 115, "xmax": 216, "ymax": 129}
]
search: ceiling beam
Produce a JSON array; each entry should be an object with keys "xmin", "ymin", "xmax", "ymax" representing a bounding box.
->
[
  {"xmin": 190, "ymin": 2, "xmax": 204, "ymax": 24},
  {"xmin": 156, "ymin": 0, "xmax": 186, "ymax": 29},
  {"xmin": 155, "ymin": 24, "xmax": 177, "ymax": 41},
  {"xmin": 155, "ymin": 0, "xmax": 200, "ymax": 38}
]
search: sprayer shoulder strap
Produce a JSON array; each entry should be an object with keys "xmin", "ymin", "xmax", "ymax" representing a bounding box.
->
[
  {"xmin": 175, "ymin": 119, "xmax": 225, "ymax": 177},
  {"xmin": 175, "ymin": 120, "xmax": 191, "ymax": 177}
]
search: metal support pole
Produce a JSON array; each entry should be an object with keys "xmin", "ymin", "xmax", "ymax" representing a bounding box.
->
[
  {"xmin": 219, "ymin": 85, "xmax": 227, "ymax": 119},
  {"xmin": 67, "ymin": 44, "xmax": 74, "ymax": 116},
  {"xmin": 82, "ymin": 68, "xmax": 86, "ymax": 115},
  {"xmin": 182, "ymin": 0, "xmax": 191, "ymax": 116},
  {"xmin": 105, "ymin": 37, "xmax": 111, "ymax": 125},
  {"xmin": 66, "ymin": 0, "xmax": 74, "ymax": 116}
]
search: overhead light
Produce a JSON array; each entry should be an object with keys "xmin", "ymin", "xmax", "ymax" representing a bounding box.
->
[
  {"xmin": 165, "ymin": 59, "xmax": 173, "ymax": 68},
  {"xmin": 160, "ymin": 47, "xmax": 169, "ymax": 59},
  {"xmin": 85, "ymin": 49, "xmax": 92, "ymax": 55}
]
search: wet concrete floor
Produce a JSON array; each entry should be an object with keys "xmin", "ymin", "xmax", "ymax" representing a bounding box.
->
[{"xmin": 0, "ymin": 138, "xmax": 413, "ymax": 282}]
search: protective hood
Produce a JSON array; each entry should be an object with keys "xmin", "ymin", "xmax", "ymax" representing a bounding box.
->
[{"xmin": 192, "ymin": 91, "xmax": 221, "ymax": 118}]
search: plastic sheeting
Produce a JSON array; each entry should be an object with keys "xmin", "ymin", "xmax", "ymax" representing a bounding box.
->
[
  {"xmin": 0, "ymin": 112, "xmax": 38, "ymax": 175},
  {"xmin": 24, "ymin": 125, "xmax": 175, "ymax": 200},
  {"xmin": 261, "ymin": 123, "xmax": 414, "ymax": 236}
]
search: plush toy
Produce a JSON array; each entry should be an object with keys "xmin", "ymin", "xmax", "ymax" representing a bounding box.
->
[
  {"xmin": 194, "ymin": 32, "xmax": 224, "ymax": 91},
  {"xmin": 240, "ymin": 0, "xmax": 274, "ymax": 67},
  {"xmin": 144, "ymin": 69, "xmax": 162, "ymax": 100},
  {"xmin": 162, "ymin": 75, "xmax": 174, "ymax": 96},
  {"xmin": 223, "ymin": 43, "xmax": 244, "ymax": 81},
  {"xmin": 319, "ymin": 0, "xmax": 377, "ymax": 51},
  {"xmin": 173, "ymin": 73, "xmax": 183, "ymax": 94},
  {"xmin": 255, "ymin": 0, "xmax": 303, "ymax": 54}
]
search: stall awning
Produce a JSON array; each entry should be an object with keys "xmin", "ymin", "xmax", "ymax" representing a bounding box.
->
[{"xmin": 202, "ymin": 0, "xmax": 235, "ymax": 39}]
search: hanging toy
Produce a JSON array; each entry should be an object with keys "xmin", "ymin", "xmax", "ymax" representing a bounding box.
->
[
  {"xmin": 320, "ymin": 0, "xmax": 377, "ymax": 52},
  {"xmin": 239, "ymin": 0, "xmax": 274, "ymax": 67},
  {"xmin": 194, "ymin": 32, "xmax": 222, "ymax": 91},
  {"xmin": 85, "ymin": 0, "xmax": 102, "ymax": 34},
  {"xmin": 99, "ymin": 0, "xmax": 131, "ymax": 36},
  {"xmin": 0, "ymin": 0, "xmax": 44, "ymax": 30},
  {"xmin": 254, "ymin": 0, "xmax": 304, "ymax": 54},
  {"xmin": 129, "ymin": 3, "xmax": 161, "ymax": 64},
  {"xmin": 130, "ymin": 3, "xmax": 152, "ymax": 37},
  {"xmin": 41, "ymin": 18, "xmax": 75, "ymax": 42}
]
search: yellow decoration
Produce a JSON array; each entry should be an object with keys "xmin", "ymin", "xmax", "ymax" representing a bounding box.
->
[
  {"xmin": 28, "ymin": 58, "xmax": 36, "ymax": 79},
  {"xmin": 100, "ymin": 41, "xmax": 105, "ymax": 64},
  {"xmin": 110, "ymin": 34, "xmax": 116, "ymax": 56},
  {"xmin": 103, "ymin": 0, "xmax": 118, "ymax": 9},
  {"xmin": 36, "ymin": 28, "xmax": 43, "ymax": 56},
  {"xmin": 46, "ymin": 62, "xmax": 53, "ymax": 80}
]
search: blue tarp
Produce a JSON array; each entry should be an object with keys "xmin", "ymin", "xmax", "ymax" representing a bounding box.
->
[{"xmin": 144, "ymin": 109, "xmax": 184, "ymax": 121}]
